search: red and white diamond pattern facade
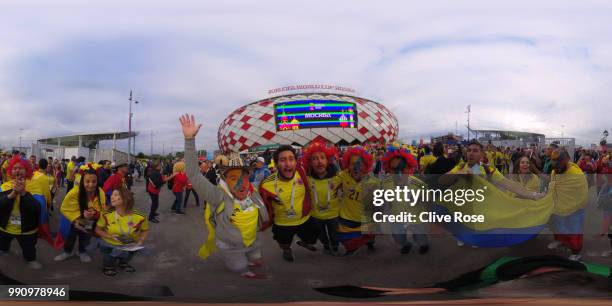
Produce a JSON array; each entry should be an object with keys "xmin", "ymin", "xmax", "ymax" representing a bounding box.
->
[{"xmin": 218, "ymin": 94, "xmax": 398, "ymax": 153}]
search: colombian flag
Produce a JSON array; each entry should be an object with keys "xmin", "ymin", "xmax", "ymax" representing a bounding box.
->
[
  {"xmin": 1, "ymin": 180, "xmax": 54, "ymax": 246},
  {"xmin": 54, "ymin": 187, "xmax": 106, "ymax": 250},
  {"xmin": 437, "ymin": 163, "xmax": 588, "ymax": 247},
  {"xmin": 336, "ymin": 221, "xmax": 374, "ymax": 252},
  {"xmin": 54, "ymin": 215, "xmax": 72, "ymax": 250}
]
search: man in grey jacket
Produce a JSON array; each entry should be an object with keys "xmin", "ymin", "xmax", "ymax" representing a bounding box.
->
[{"xmin": 180, "ymin": 114, "xmax": 270, "ymax": 279}]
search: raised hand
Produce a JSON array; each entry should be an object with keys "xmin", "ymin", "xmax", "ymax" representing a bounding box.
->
[{"xmin": 179, "ymin": 114, "xmax": 202, "ymax": 139}]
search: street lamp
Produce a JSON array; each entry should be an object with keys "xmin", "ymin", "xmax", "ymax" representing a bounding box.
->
[
  {"xmin": 19, "ymin": 128, "xmax": 24, "ymax": 148},
  {"xmin": 128, "ymin": 91, "xmax": 139, "ymax": 164}
]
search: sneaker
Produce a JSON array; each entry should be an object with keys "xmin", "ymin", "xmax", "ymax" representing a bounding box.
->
[
  {"xmin": 547, "ymin": 241, "xmax": 562, "ymax": 250},
  {"xmin": 282, "ymin": 249, "xmax": 294, "ymax": 262},
  {"xmin": 296, "ymin": 240, "xmax": 317, "ymax": 252},
  {"xmin": 241, "ymin": 271, "xmax": 266, "ymax": 279},
  {"xmin": 54, "ymin": 252, "xmax": 72, "ymax": 261},
  {"xmin": 568, "ymin": 254, "xmax": 582, "ymax": 261},
  {"xmin": 419, "ymin": 245, "xmax": 430, "ymax": 254},
  {"xmin": 248, "ymin": 261, "xmax": 263, "ymax": 268},
  {"xmin": 174, "ymin": 211, "xmax": 185, "ymax": 215},
  {"xmin": 601, "ymin": 250, "xmax": 612, "ymax": 257},
  {"xmin": 28, "ymin": 261, "xmax": 43, "ymax": 270},
  {"xmin": 400, "ymin": 245, "xmax": 412, "ymax": 254},
  {"xmin": 456, "ymin": 240, "xmax": 465, "ymax": 247},
  {"xmin": 79, "ymin": 253, "xmax": 92, "ymax": 263},
  {"xmin": 149, "ymin": 217, "xmax": 160, "ymax": 223}
]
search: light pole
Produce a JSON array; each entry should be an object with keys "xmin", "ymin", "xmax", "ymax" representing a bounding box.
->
[
  {"xmin": 466, "ymin": 105, "xmax": 471, "ymax": 141},
  {"xmin": 150, "ymin": 131, "xmax": 153, "ymax": 156},
  {"xmin": 19, "ymin": 128, "xmax": 24, "ymax": 148},
  {"xmin": 127, "ymin": 91, "xmax": 139, "ymax": 164}
]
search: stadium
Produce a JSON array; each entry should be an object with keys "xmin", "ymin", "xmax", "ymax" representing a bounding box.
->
[{"xmin": 217, "ymin": 86, "xmax": 399, "ymax": 153}]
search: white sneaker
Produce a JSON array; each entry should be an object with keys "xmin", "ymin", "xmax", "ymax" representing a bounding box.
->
[
  {"xmin": 28, "ymin": 261, "xmax": 43, "ymax": 270},
  {"xmin": 547, "ymin": 241, "xmax": 562, "ymax": 250},
  {"xmin": 456, "ymin": 240, "xmax": 465, "ymax": 247},
  {"xmin": 79, "ymin": 253, "xmax": 92, "ymax": 263},
  {"xmin": 601, "ymin": 250, "xmax": 612, "ymax": 257},
  {"xmin": 568, "ymin": 254, "xmax": 582, "ymax": 261},
  {"xmin": 54, "ymin": 252, "xmax": 72, "ymax": 261}
]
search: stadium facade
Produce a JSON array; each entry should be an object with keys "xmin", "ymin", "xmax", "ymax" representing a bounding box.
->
[{"xmin": 217, "ymin": 88, "xmax": 398, "ymax": 153}]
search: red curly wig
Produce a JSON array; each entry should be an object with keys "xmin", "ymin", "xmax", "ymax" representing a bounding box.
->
[
  {"xmin": 341, "ymin": 146, "xmax": 374, "ymax": 174},
  {"xmin": 7, "ymin": 156, "xmax": 34, "ymax": 180},
  {"xmin": 301, "ymin": 140, "xmax": 338, "ymax": 171},
  {"xmin": 382, "ymin": 146, "xmax": 417, "ymax": 174}
]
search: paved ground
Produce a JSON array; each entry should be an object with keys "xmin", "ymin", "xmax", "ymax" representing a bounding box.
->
[{"xmin": 0, "ymin": 180, "xmax": 610, "ymax": 303}]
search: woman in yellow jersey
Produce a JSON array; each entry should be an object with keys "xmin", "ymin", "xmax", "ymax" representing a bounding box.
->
[
  {"xmin": 45, "ymin": 160, "xmax": 58, "ymax": 211},
  {"xmin": 302, "ymin": 140, "xmax": 342, "ymax": 254},
  {"xmin": 95, "ymin": 186, "xmax": 149, "ymax": 276},
  {"xmin": 337, "ymin": 146, "xmax": 378, "ymax": 255},
  {"xmin": 180, "ymin": 114, "xmax": 270, "ymax": 279},
  {"xmin": 260, "ymin": 145, "xmax": 317, "ymax": 262},
  {"xmin": 382, "ymin": 145, "xmax": 430, "ymax": 255},
  {"xmin": 0, "ymin": 156, "xmax": 42, "ymax": 269},
  {"xmin": 54, "ymin": 168, "xmax": 105, "ymax": 263},
  {"xmin": 510, "ymin": 156, "xmax": 541, "ymax": 194}
]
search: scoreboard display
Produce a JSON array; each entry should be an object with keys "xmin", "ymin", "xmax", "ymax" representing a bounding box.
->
[{"xmin": 274, "ymin": 100, "xmax": 358, "ymax": 131}]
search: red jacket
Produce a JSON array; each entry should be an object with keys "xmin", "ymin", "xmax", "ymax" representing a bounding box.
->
[
  {"xmin": 103, "ymin": 173, "xmax": 125, "ymax": 194},
  {"xmin": 172, "ymin": 172, "xmax": 189, "ymax": 193}
]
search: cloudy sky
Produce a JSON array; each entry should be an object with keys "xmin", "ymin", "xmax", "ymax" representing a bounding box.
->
[{"xmin": 0, "ymin": 0, "xmax": 610, "ymax": 153}]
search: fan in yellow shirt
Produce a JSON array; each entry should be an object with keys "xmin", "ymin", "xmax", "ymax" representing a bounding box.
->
[
  {"xmin": 419, "ymin": 146, "xmax": 436, "ymax": 174},
  {"xmin": 95, "ymin": 187, "xmax": 149, "ymax": 276},
  {"xmin": 337, "ymin": 146, "xmax": 379, "ymax": 255},
  {"xmin": 54, "ymin": 169, "xmax": 106, "ymax": 263},
  {"xmin": 510, "ymin": 156, "xmax": 540, "ymax": 194},
  {"xmin": 259, "ymin": 145, "xmax": 317, "ymax": 262},
  {"xmin": 301, "ymin": 140, "xmax": 342, "ymax": 254},
  {"xmin": 381, "ymin": 144, "xmax": 430, "ymax": 255}
]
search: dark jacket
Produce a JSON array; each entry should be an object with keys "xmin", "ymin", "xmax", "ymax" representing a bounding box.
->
[
  {"xmin": 149, "ymin": 169, "xmax": 164, "ymax": 189},
  {"xmin": 97, "ymin": 168, "xmax": 112, "ymax": 188},
  {"xmin": 0, "ymin": 190, "xmax": 41, "ymax": 234},
  {"xmin": 205, "ymin": 168, "xmax": 218, "ymax": 186}
]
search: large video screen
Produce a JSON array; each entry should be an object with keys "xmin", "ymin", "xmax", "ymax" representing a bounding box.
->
[{"xmin": 274, "ymin": 100, "xmax": 358, "ymax": 131}]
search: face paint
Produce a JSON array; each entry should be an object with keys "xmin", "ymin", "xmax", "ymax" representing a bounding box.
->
[
  {"xmin": 352, "ymin": 157, "xmax": 363, "ymax": 173},
  {"xmin": 233, "ymin": 174, "xmax": 245, "ymax": 192}
]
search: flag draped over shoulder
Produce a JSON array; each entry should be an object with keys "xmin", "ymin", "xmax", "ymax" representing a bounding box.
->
[
  {"xmin": 198, "ymin": 203, "xmax": 218, "ymax": 259},
  {"xmin": 549, "ymin": 163, "xmax": 589, "ymax": 216},
  {"xmin": 1, "ymin": 180, "xmax": 54, "ymax": 246},
  {"xmin": 437, "ymin": 163, "xmax": 588, "ymax": 247}
]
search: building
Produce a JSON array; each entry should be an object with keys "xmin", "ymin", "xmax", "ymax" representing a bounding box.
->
[
  {"xmin": 217, "ymin": 88, "xmax": 399, "ymax": 153},
  {"xmin": 35, "ymin": 132, "xmax": 136, "ymax": 163},
  {"xmin": 431, "ymin": 133, "xmax": 463, "ymax": 145},
  {"xmin": 470, "ymin": 129, "xmax": 546, "ymax": 148}
]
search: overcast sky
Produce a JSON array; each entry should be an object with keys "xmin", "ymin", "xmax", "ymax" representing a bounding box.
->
[{"xmin": 0, "ymin": 0, "xmax": 610, "ymax": 153}]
